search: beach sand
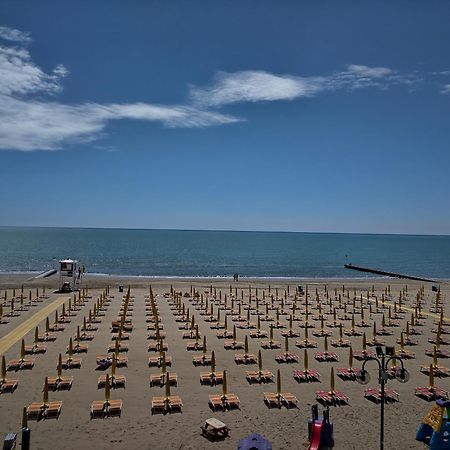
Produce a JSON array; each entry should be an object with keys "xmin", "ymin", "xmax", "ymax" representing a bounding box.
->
[{"xmin": 0, "ymin": 274, "xmax": 449, "ymax": 449}]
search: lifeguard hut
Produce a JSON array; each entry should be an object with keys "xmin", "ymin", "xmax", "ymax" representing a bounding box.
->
[{"xmin": 59, "ymin": 259, "xmax": 81, "ymax": 292}]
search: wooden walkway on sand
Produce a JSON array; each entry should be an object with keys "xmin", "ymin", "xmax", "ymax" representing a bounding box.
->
[{"xmin": 0, "ymin": 296, "xmax": 69, "ymax": 355}]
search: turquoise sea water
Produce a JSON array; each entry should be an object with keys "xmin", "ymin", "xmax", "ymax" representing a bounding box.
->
[{"xmin": 0, "ymin": 227, "xmax": 449, "ymax": 279}]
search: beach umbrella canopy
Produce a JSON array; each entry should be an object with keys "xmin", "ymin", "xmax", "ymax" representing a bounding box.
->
[
  {"xmin": 57, "ymin": 354, "xmax": 62, "ymax": 378},
  {"xmin": 222, "ymin": 370, "xmax": 228, "ymax": 397},
  {"xmin": 330, "ymin": 367, "xmax": 335, "ymax": 393},
  {"xmin": 1, "ymin": 355, "xmax": 6, "ymax": 381},
  {"xmin": 276, "ymin": 369, "xmax": 281, "ymax": 397},
  {"xmin": 20, "ymin": 339, "xmax": 25, "ymax": 360},
  {"xmin": 43, "ymin": 377, "xmax": 49, "ymax": 405},
  {"xmin": 105, "ymin": 374, "xmax": 110, "ymax": 402}
]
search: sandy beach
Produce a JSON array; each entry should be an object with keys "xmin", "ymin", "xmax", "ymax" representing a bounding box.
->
[{"xmin": 0, "ymin": 274, "xmax": 449, "ymax": 449}]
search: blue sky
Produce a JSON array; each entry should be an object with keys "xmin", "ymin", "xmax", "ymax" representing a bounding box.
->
[{"xmin": 1, "ymin": 1, "xmax": 450, "ymax": 234}]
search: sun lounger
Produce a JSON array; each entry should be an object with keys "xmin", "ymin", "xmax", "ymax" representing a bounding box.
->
[
  {"xmin": 224, "ymin": 340, "xmax": 244, "ymax": 350},
  {"xmin": 234, "ymin": 354, "xmax": 257, "ymax": 365},
  {"xmin": 415, "ymin": 386, "xmax": 449, "ymax": 401},
  {"xmin": 27, "ymin": 403, "xmax": 44, "ymax": 420},
  {"xmin": 148, "ymin": 342, "xmax": 168, "ymax": 352},
  {"xmin": 281, "ymin": 393, "xmax": 298, "ymax": 408},
  {"xmin": 193, "ymin": 355, "xmax": 211, "ymax": 366},
  {"xmin": 200, "ymin": 372, "xmax": 224, "ymax": 385},
  {"xmin": 293, "ymin": 369, "xmax": 320, "ymax": 383},
  {"xmin": 149, "ymin": 355, "xmax": 172, "ymax": 367},
  {"xmin": 261, "ymin": 340, "xmax": 281, "ymax": 349},
  {"xmin": 352, "ymin": 350, "xmax": 375, "ymax": 361},
  {"xmin": 246, "ymin": 370, "xmax": 274, "ymax": 384},
  {"xmin": 47, "ymin": 376, "xmax": 59, "ymax": 390},
  {"xmin": 108, "ymin": 399, "xmax": 122, "ymax": 417},
  {"xmin": 187, "ymin": 342, "xmax": 205, "ymax": 351},
  {"xmin": 314, "ymin": 351, "xmax": 338, "ymax": 362},
  {"xmin": 208, "ymin": 394, "xmax": 239, "ymax": 411},
  {"xmin": 45, "ymin": 401, "xmax": 62, "ymax": 419},
  {"xmin": 24, "ymin": 344, "xmax": 47, "ymax": 355},
  {"xmin": 275, "ymin": 352, "xmax": 299, "ymax": 364},
  {"xmin": 264, "ymin": 392, "xmax": 280, "ymax": 408},
  {"xmin": 150, "ymin": 373, "xmax": 178, "ymax": 387},
  {"xmin": 337, "ymin": 368, "xmax": 360, "ymax": 381},
  {"xmin": 38, "ymin": 333, "xmax": 57, "ymax": 342},
  {"xmin": 107, "ymin": 343, "xmax": 128, "ymax": 353},
  {"xmin": 420, "ymin": 365, "xmax": 450, "ymax": 377},
  {"xmin": 364, "ymin": 388, "xmax": 399, "ymax": 404},
  {"xmin": 250, "ymin": 330, "xmax": 268, "ymax": 338},
  {"xmin": 6, "ymin": 359, "xmax": 22, "ymax": 371},
  {"xmin": 62, "ymin": 357, "xmax": 82, "ymax": 369},
  {"xmin": 0, "ymin": 378, "xmax": 18, "ymax": 393},
  {"xmin": 148, "ymin": 331, "xmax": 167, "ymax": 340},
  {"xmin": 316, "ymin": 390, "xmax": 349, "ymax": 406},
  {"xmin": 68, "ymin": 343, "xmax": 88, "ymax": 353},
  {"xmin": 90, "ymin": 400, "xmax": 106, "ymax": 419},
  {"xmin": 151, "ymin": 397, "xmax": 165, "ymax": 414}
]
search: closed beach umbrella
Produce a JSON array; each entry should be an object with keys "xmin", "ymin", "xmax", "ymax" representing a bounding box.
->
[
  {"xmin": 258, "ymin": 350, "xmax": 262, "ymax": 372},
  {"xmin": 105, "ymin": 374, "xmax": 110, "ymax": 402},
  {"xmin": 222, "ymin": 370, "xmax": 228, "ymax": 398},
  {"xmin": 1, "ymin": 355, "xmax": 6, "ymax": 381},
  {"xmin": 20, "ymin": 339, "xmax": 25, "ymax": 360},
  {"xmin": 68, "ymin": 338, "xmax": 74, "ymax": 356},
  {"xmin": 276, "ymin": 369, "xmax": 281, "ymax": 398},
  {"xmin": 43, "ymin": 377, "xmax": 49, "ymax": 405},
  {"xmin": 330, "ymin": 367, "xmax": 335, "ymax": 393},
  {"xmin": 244, "ymin": 335, "xmax": 249, "ymax": 355},
  {"xmin": 34, "ymin": 327, "xmax": 39, "ymax": 344},
  {"xmin": 211, "ymin": 351, "xmax": 216, "ymax": 374},
  {"xmin": 57, "ymin": 354, "xmax": 62, "ymax": 378},
  {"xmin": 304, "ymin": 349, "xmax": 309, "ymax": 371},
  {"xmin": 349, "ymin": 347, "xmax": 353, "ymax": 369}
]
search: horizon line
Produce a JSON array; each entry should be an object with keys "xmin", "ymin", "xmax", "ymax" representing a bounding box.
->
[{"xmin": 0, "ymin": 224, "xmax": 449, "ymax": 238}]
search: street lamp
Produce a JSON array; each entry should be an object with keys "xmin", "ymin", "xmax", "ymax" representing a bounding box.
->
[{"xmin": 356, "ymin": 345, "xmax": 410, "ymax": 450}]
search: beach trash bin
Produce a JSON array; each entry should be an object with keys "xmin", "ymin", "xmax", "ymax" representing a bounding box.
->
[
  {"xmin": 237, "ymin": 433, "xmax": 272, "ymax": 450},
  {"xmin": 3, "ymin": 432, "xmax": 17, "ymax": 450},
  {"xmin": 119, "ymin": 285, "xmax": 124, "ymax": 293}
]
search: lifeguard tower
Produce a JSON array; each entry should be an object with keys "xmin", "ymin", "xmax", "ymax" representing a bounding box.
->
[{"xmin": 59, "ymin": 259, "xmax": 81, "ymax": 292}]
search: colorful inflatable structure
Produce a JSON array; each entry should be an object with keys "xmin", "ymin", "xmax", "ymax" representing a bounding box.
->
[
  {"xmin": 308, "ymin": 404, "xmax": 334, "ymax": 450},
  {"xmin": 416, "ymin": 399, "xmax": 450, "ymax": 449}
]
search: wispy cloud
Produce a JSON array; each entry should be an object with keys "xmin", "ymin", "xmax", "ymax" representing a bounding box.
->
[
  {"xmin": 0, "ymin": 26, "xmax": 32, "ymax": 44},
  {"xmin": 0, "ymin": 25, "xmax": 430, "ymax": 152},
  {"xmin": 441, "ymin": 84, "xmax": 450, "ymax": 95},
  {"xmin": 0, "ymin": 27, "xmax": 238, "ymax": 151},
  {"xmin": 190, "ymin": 64, "xmax": 419, "ymax": 107}
]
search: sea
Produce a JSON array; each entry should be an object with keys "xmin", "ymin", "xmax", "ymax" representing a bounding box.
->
[{"xmin": 0, "ymin": 227, "xmax": 449, "ymax": 280}]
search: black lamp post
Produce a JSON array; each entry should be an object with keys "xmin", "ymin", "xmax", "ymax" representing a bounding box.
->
[{"xmin": 357, "ymin": 345, "xmax": 410, "ymax": 450}]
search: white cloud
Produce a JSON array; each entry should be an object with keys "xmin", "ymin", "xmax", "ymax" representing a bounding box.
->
[
  {"xmin": 0, "ymin": 25, "xmax": 429, "ymax": 152},
  {"xmin": 440, "ymin": 84, "xmax": 450, "ymax": 95},
  {"xmin": 346, "ymin": 64, "xmax": 393, "ymax": 78},
  {"xmin": 0, "ymin": 97, "xmax": 239, "ymax": 151},
  {"xmin": 190, "ymin": 64, "xmax": 416, "ymax": 107},
  {"xmin": 0, "ymin": 45, "xmax": 67, "ymax": 96},
  {"xmin": 0, "ymin": 36, "xmax": 238, "ymax": 151},
  {"xmin": 190, "ymin": 71, "xmax": 323, "ymax": 107},
  {"xmin": 0, "ymin": 26, "xmax": 32, "ymax": 44}
]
